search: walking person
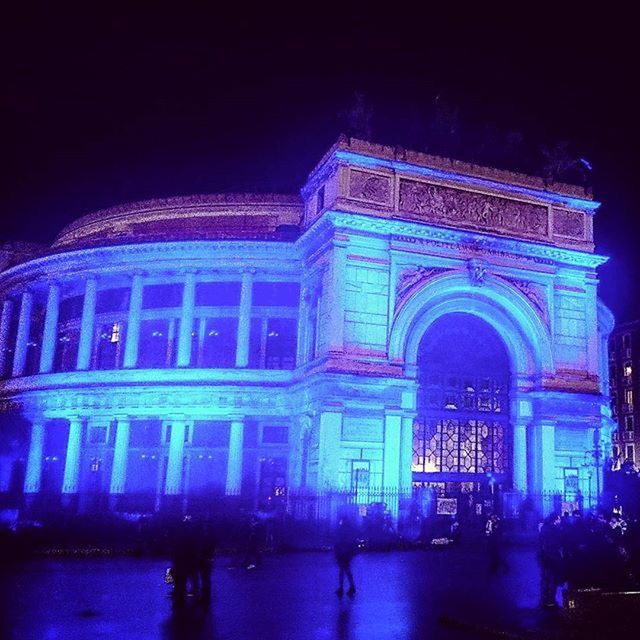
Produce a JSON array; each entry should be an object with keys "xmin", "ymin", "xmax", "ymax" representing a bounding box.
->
[
  {"xmin": 538, "ymin": 512, "xmax": 564, "ymax": 607},
  {"xmin": 334, "ymin": 517, "xmax": 358, "ymax": 597}
]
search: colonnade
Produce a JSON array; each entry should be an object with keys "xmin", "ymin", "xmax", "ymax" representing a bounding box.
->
[
  {"xmin": 0, "ymin": 269, "xmax": 280, "ymax": 377},
  {"xmin": 22, "ymin": 415, "xmax": 247, "ymax": 498}
]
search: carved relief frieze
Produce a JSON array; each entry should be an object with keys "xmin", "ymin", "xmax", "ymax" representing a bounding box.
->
[
  {"xmin": 348, "ymin": 170, "xmax": 391, "ymax": 204},
  {"xmin": 395, "ymin": 265, "xmax": 450, "ymax": 307},
  {"xmin": 503, "ymin": 277, "xmax": 550, "ymax": 327},
  {"xmin": 398, "ymin": 179, "xmax": 549, "ymax": 240},
  {"xmin": 553, "ymin": 209, "xmax": 585, "ymax": 239}
]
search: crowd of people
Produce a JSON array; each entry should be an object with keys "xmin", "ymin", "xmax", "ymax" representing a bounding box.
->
[
  {"xmin": 153, "ymin": 497, "xmax": 640, "ymax": 611},
  {"xmin": 538, "ymin": 507, "xmax": 640, "ymax": 606}
]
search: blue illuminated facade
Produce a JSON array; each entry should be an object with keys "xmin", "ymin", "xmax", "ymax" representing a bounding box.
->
[{"xmin": 0, "ymin": 137, "xmax": 615, "ymax": 514}]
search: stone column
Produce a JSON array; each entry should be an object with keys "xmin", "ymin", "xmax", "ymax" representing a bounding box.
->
[
  {"xmin": 109, "ymin": 416, "xmax": 130, "ymax": 495},
  {"xmin": 384, "ymin": 412, "xmax": 402, "ymax": 519},
  {"xmin": 512, "ymin": 422, "xmax": 528, "ymax": 494},
  {"xmin": 12, "ymin": 290, "xmax": 33, "ymax": 377},
  {"xmin": 328, "ymin": 241, "xmax": 347, "ymax": 353},
  {"xmin": 225, "ymin": 419, "xmax": 244, "ymax": 495},
  {"xmin": 317, "ymin": 410, "xmax": 342, "ymax": 492},
  {"xmin": 539, "ymin": 420, "xmax": 556, "ymax": 495},
  {"xmin": 164, "ymin": 418, "xmax": 186, "ymax": 495},
  {"xmin": 24, "ymin": 419, "xmax": 45, "ymax": 494},
  {"xmin": 0, "ymin": 298, "xmax": 14, "ymax": 376},
  {"xmin": 399, "ymin": 416, "xmax": 415, "ymax": 494},
  {"xmin": 76, "ymin": 278, "xmax": 97, "ymax": 370},
  {"xmin": 177, "ymin": 272, "xmax": 196, "ymax": 367},
  {"xmin": 123, "ymin": 273, "xmax": 144, "ymax": 368},
  {"xmin": 295, "ymin": 284, "xmax": 308, "ymax": 366},
  {"xmin": 39, "ymin": 283, "xmax": 61, "ymax": 373},
  {"xmin": 235, "ymin": 270, "xmax": 254, "ymax": 367},
  {"xmin": 530, "ymin": 418, "xmax": 556, "ymax": 513},
  {"xmin": 62, "ymin": 417, "xmax": 84, "ymax": 494}
]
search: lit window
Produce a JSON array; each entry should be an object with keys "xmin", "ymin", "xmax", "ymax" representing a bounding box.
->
[
  {"xmin": 90, "ymin": 457, "xmax": 102, "ymax": 473},
  {"xmin": 110, "ymin": 322, "xmax": 121, "ymax": 343},
  {"xmin": 625, "ymin": 389, "xmax": 633, "ymax": 406},
  {"xmin": 624, "ymin": 362, "xmax": 632, "ymax": 379}
]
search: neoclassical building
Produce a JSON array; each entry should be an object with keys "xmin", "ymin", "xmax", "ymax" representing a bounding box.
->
[{"xmin": 0, "ymin": 137, "xmax": 615, "ymax": 514}]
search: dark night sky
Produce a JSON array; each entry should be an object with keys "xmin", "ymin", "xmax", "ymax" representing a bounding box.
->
[{"xmin": 1, "ymin": 6, "xmax": 639, "ymax": 321}]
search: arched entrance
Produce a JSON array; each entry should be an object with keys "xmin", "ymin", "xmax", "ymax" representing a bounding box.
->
[{"xmin": 413, "ymin": 313, "xmax": 511, "ymax": 498}]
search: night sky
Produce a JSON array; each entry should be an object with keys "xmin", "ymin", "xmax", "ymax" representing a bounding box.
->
[{"xmin": 1, "ymin": 6, "xmax": 638, "ymax": 321}]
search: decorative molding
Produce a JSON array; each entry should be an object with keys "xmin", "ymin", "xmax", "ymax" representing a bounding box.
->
[
  {"xmin": 323, "ymin": 211, "xmax": 607, "ymax": 269},
  {"xmin": 348, "ymin": 169, "xmax": 392, "ymax": 205},
  {"xmin": 467, "ymin": 259, "xmax": 487, "ymax": 286},
  {"xmin": 553, "ymin": 209, "xmax": 585, "ymax": 239},
  {"xmin": 395, "ymin": 265, "xmax": 450, "ymax": 306},
  {"xmin": 502, "ymin": 276, "xmax": 550, "ymax": 327}
]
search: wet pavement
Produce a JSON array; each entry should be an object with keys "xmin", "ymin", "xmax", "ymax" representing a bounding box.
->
[{"xmin": 0, "ymin": 546, "xmax": 608, "ymax": 639}]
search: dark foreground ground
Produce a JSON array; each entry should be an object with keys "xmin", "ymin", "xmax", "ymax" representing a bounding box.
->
[{"xmin": 0, "ymin": 546, "xmax": 634, "ymax": 640}]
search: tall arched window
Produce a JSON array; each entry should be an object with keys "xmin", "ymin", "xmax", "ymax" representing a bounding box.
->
[{"xmin": 413, "ymin": 313, "xmax": 511, "ymax": 487}]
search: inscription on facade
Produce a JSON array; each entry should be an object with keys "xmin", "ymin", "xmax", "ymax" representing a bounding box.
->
[{"xmin": 398, "ymin": 179, "xmax": 549, "ymax": 239}]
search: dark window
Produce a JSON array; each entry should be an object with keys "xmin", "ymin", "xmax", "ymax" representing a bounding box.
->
[
  {"xmin": 265, "ymin": 318, "xmax": 297, "ymax": 369},
  {"xmin": 195, "ymin": 282, "xmax": 241, "ymax": 307},
  {"xmin": 53, "ymin": 326, "xmax": 80, "ymax": 372},
  {"xmin": 253, "ymin": 282, "xmax": 300, "ymax": 307},
  {"xmin": 89, "ymin": 426, "xmax": 108, "ymax": 444},
  {"xmin": 198, "ymin": 317, "xmax": 237, "ymax": 367},
  {"xmin": 138, "ymin": 319, "xmax": 173, "ymax": 368},
  {"xmin": 262, "ymin": 425, "xmax": 288, "ymax": 444},
  {"xmin": 0, "ymin": 299, "xmax": 19, "ymax": 378},
  {"xmin": 24, "ymin": 302, "xmax": 45, "ymax": 376},
  {"xmin": 58, "ymin": 295, "xmax": 84, "ymax": 323},
  {"xmin": 96, "ymin": 288, "xmax": 130, "ymax": 314},
  {"xmin": 129, "ymin": 420, "xmax": 162, "ymax": 448},
  {"xmin": 142, "ymin": 283, "xmax": 183, "ymax": 309},
  {"xmin": 192, "ymin": 421, "xmax": 231, "ymax": 447}
]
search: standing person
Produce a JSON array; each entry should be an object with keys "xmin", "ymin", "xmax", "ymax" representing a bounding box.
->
[
  {"xmin": 538, "ymin": 512, "xmax": 564, "ymax": 607},
  {"xmin": 170, "ymin": 516, "xmax": 200, "ymax": 608},
  {"xmin": 485, "ymin": 513, "xmax": 506, "ymax": 573},
  {"xmin": 196, "ymin": 520, "xmax": 216, "ymax": 607},
  {"xmin": 334, "ymin": 517, "xmax": 358, "ymax": 597}
]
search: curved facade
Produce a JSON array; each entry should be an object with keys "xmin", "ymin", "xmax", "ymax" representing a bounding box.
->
[{"xmin": 0, "ymin": 137, "xmax": 615, "ymax": 514}]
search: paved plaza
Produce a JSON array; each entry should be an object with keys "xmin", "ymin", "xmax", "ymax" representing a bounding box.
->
[{"xmin": 1, "ymin": 546, "xmax": 626, "ymax": 640}]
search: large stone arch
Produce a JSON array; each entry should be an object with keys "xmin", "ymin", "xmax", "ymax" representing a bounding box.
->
[
  {"xmin": 389, "ymin": 272, "xmax": 554, "ymax": 385},
  {"xmin": 389, "ymin": 272, "xmax": 556, "ymax": 497}
]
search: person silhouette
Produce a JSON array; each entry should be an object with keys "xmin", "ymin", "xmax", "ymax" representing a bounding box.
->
[{"xmin": 334, "ymin": 517, "xmax": 358, "ymax": 597}]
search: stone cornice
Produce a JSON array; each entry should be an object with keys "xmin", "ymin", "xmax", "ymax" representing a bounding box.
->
[
  {"xmin": 0, "ymin": 240, "xmax": 302, "ymax": 290},
  {"xmin": 322, "ymin": 211, "xmax": 607, "ymax": 269},
  {"xmin": 0, "ymin": 368, "xmax": 294, "ymax": 394}
]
